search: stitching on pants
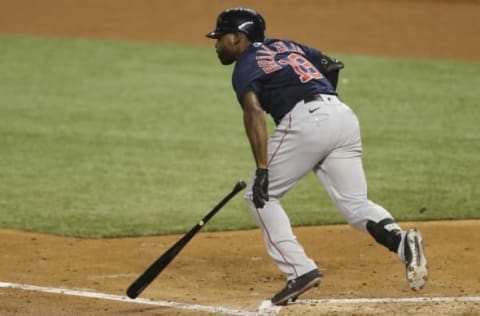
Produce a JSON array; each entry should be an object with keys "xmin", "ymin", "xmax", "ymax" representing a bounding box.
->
[
  {"xmin": 268, "ymin": 114, "xmax": 292, "ymax": 167},
  {"xmin": 255, "ymin": 205, "xmax": 299, "ymax": 278}
]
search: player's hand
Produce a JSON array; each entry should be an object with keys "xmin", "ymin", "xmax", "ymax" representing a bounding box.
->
[{"xmin": 253, "ymin": 168, "xmax": 269, "ymax": 208}]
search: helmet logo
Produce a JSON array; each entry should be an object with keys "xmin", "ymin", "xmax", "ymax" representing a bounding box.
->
[{"xmin": 237, "ymin": 21, "xmax": 254, "ymax": 31}]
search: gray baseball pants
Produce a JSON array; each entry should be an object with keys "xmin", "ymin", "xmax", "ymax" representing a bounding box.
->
[{"xmin": 244, "ymin": 95, "xmax": 399, "ymax": 280}]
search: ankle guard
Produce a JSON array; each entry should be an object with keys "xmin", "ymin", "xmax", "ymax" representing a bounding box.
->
[{"xmin": 366, "ymin": 218, "xmax": 402, "ymax": 253}]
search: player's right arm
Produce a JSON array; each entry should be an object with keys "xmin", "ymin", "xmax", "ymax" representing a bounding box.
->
[
  {"xmin": 241, "ymin": 91, "xmax": 268, "ymax": 169},
  {"xmin": 242, "ymin": 90, "xmax": 269, "ymax": 209}
]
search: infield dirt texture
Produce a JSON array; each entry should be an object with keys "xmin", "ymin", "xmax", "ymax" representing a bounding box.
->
[{"xmin": 1, "ymin": 1, "xmax": 479, "ymax": 315}]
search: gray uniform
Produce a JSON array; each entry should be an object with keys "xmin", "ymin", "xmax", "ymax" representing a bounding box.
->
[{"xmin": 244, "ymin": 95, "xmax": 400, "ymax": 280}]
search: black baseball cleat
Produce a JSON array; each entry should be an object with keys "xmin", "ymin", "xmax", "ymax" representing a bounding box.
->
[
  {"xmin": 271, "ymin": 269, "xmax": 323, "ymax": 306},
  {"xmin": 404, "ymin": 228, "xmax": 428, "ymax": 291}
]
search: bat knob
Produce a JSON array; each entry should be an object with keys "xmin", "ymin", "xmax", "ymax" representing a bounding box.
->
[{"xmin": 234, "ymin": 180, "xmax": 247, "ymax": 191}]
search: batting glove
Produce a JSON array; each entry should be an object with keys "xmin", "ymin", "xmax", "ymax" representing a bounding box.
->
[{"xmin": 253, "ymin": 168, "xmax": 269, "ymax": 208}]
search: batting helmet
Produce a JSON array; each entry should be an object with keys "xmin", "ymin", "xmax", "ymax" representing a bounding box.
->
[{"xmin": 206, "ymin": 7, "xmax": 266, "ymax": 42}]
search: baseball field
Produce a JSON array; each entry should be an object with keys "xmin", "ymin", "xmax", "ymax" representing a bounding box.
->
[{"xmin": 1, "ymin": 0, "xmax": 479, "ymax": 315}]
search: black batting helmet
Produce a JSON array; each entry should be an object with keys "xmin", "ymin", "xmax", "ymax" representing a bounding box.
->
[{"xmin": 206, "ymin": 7, "xmax": 266, "ymax": 42}]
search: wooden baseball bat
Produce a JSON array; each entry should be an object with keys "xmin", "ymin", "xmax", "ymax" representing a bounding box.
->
[{"xmin": 126, "ymin": 180, "xmax": 246, "ymax": 299}]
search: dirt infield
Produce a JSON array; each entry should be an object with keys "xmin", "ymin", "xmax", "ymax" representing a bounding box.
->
[
  {"xmin": 1, "ymin": 221, "xmax": 480, "ymax": 315},
  {"xmin": 1, "ymin": 0, "xmax": 479, "ymax": 61},
  {"xmin": 1, "ymin": 0, "xmax": 479, "ymax": 315}
]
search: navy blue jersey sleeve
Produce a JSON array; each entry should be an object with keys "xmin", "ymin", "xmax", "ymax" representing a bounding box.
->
[{"xmin": 232, "ymin": 46, "xmax": 265, "ymax": 105}]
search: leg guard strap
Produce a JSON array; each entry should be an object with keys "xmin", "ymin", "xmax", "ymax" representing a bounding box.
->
[{"xmin": 366, "ymin": 218, "xmax": 402, "ymax": 253}]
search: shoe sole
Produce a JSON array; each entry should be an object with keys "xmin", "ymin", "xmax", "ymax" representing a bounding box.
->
[
  {"xmin": 272, "ymin": 276, "xmax": 322, "ymax": 306},
  {"xmin": 405, "ymin": 229, "xmax": 428, "ymax": 291}
]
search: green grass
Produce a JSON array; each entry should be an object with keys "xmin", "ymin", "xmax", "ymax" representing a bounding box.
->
[
  {"xmin": 0, "ymin": 35, "xmax": 478, "ymax": 237},
  {"xmin": 337, "ymin": 55, "xmax": 479, "ymax": 221}
]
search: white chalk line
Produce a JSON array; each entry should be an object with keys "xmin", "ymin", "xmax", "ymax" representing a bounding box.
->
[
  {"xmin": 0, "ymin": 281, "xmax": 256, "ymax": 316},
  {"xmin": 1, "ymin": 281, "xmax": 479, "ymax": 315},
  {"xmin": 294, "ymin": 296, "xmax": 480, "ymax": 305},
  {"xmin": 259, "ymin": 296, "xmax": 480, "ymax": 314}
]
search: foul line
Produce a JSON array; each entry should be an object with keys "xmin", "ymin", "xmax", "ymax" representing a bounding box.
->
[
  {"xmin": 258, "ymin": 296, "xmax": 480, "ymax": 314},
  {"xmin": 294, "ymin": 296, "xmax": 480, "ymax": 305},
  {"xmin": 1, "ymin": 281, "xmax": 479, "ymax": 315},
  {"xmin": 0, "ymin": 281, "xmax": 256, "ymax": 316}
]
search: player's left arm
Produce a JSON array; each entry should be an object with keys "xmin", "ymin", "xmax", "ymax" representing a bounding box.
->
[{"xmin": 296, "ymin": 43, "xmax": 344, "ymax": 90}]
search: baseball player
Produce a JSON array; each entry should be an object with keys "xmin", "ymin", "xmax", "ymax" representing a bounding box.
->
[{"xmin": 206, "ymin": 7, "xmax": 428, "ymax": 305}]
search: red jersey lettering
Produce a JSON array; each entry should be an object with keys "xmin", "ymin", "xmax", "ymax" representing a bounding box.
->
[{"xmin": 279, "ymin": 53, "xmax": 323, "ymax": 83}]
